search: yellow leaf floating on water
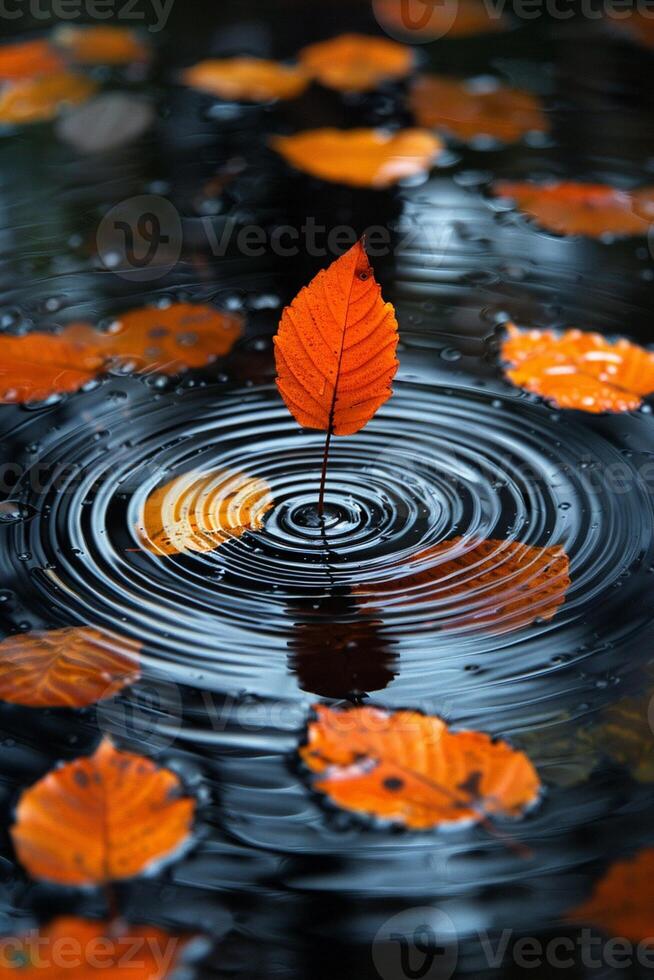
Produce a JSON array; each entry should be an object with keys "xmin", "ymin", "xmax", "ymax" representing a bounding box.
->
[
  {"xmin": 0, "ymin": 72, "xmax": 97, "ymax": 124},
  {"xmin": 138, "ymin": 468, "xmax": 274, "ymax": 556},
  {"xmin": 298, "ymin": 33, "xmax": 413, "ymax": 92},
  {"xmin": 182, "ymin": 57, "xmax": 308, "ymax": 101},
  {"xmin": 271, "ymin": 128, "xmax": 442, "ymax": 188},
  {"xmin": 0, "ymin": 627, "xmax": 140, "ymax": 708}
]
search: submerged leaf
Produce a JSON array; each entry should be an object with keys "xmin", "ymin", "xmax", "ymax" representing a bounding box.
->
[
  {"xmin": 569, "ymin": 848, "xmax": 654, "ymax": 941},
  {"xmin": 0, "ymin": 627, "xmax": 140, "ymax": 708},
  {"xmin": 0, "ymin": 303, "xmax": 242, "ymax": 404},
  {"xmin": 411, "ymin": 75, "xmax": 547, "ymax": 144},
  {"xmin": 501, "ymin": 323, "xmax": 654, "ymax": 413},
  {"xmin": 182, "ymin": 57, "xmax": 308, "ymax": 101},
  {"xmin": 271, "ymin": 127, "xmax": 442, "ymax": 188},
  {"xmin": 0, "ymin": 918, "xmax": 188, "ymax": 978},
  {"xmin": 138, "ymin": 468, "xmax": 273, "ymax": 556},
  {"xmin": 0, "ymin": 72, "xmax": 97, "ymax": 124},
  {"xmin": 373, "ymin": 0, "xmax": 509, "ymax": 39},
  {"xmin": 11, "ymin": 739, "xmax": 195, "ymax": 885},
  {"xmin": 298, "ymin": 33, "xmax": 412, "ymax": 92},
  {"xmin": 274, "ymin": 239, "xmax": 399, "ymax": 435},
  {"xmin": 0, "ymin": 39, "xmax": 64, "ymax": 80},
  {"xmin": 300, "ymin": 705, "xmax": 541, "ymax": 829},
  {"xmin": 493, "ymin": 180, "xmax": 654, "ymax": 237},
  {"xmin": 54, "ymin": 25, "xmax": 149, "ymax": 65},
  {"xmin": 354, "ymin": 536, "xmax": 570, "ymax": 634}
]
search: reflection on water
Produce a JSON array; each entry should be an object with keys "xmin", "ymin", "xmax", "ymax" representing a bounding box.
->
[{"xmin": 0, "ymin": 0, "xmax": 654, "ymax": 976}]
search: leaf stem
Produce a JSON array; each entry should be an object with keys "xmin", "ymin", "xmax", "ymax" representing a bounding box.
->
[{"xmin": 318, "ymin": 429, "xmax": 332, "ymax": 516}]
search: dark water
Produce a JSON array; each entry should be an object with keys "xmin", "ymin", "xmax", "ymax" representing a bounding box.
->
[{"xmin": 1, "ymin": 2, "xmax": 654, "ymax": 977}]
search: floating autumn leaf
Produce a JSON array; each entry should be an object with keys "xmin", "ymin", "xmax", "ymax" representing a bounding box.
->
[
  {"xmin": 411, "ymin": 75, "xmax": 547, "ymax": 144},
  {"xmin": 0, "ymin": 72, "xmax": 97, "ymax": 125},
  {"xmin": 138, "ymin": 468, "xmax": 274, "ymax": 556},
  {"xmin": 274, "ymin": 239, "xmax": 398, "ymax": 510},
  {"xmin": 0, "ymin": 918, "xmax": 188, "ymax": 978},
  {"xmin": 298, "ymin": 33, "xmax": 412, "ymax": 92},
  {"xmin": 182, "ymin": 57, "xmax": 308, "ymax": 102},
  {"xmin": 0, "ymin": 38, "xmax": 64, "ymax": 80},
  {"xmin": 501, "ymin": 323, "xmax": 654, "ymax": 413},
  {"xmin": 0, "ymin": 627, "xmax": 140, "ymax": 708},
  {"xmin": 569, "ymin": 848, "xmax": 654, "ymax": 941},
  {"xmin": 300, "ymin": 705, "xmax": 541, "ymax": 829},
  {"xmin": 0, "ymin": 303, "xmax": 243, "ymax": 404},
  {"xmin": 54, "ymin": 25, "xmax": 149, "ymax": 65},
  {"xmin": 11, "ymin": 738, "xmax": 194, "ymax": 886},
  {"xmin": 354, "ymin": 537, "xmax": 570, "ymax": 634},
  {"xmin": 492, "ymin": 180, "xmax": 654, "ymax": 237},
  {"xmin": 271, "ymin": 128, "xmax": 442, "ymax": 188}
]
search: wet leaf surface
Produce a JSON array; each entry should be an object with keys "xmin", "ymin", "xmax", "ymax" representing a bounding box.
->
[
  {"xmin": 298, "ymin": 33, "xmax": 412, "ymax": 92},
  {"xmin": 182, "ymin": 57, "xmax": 308, "ymax": 101},
  {"xmin": 271, "ymin": 127, "xmax": 442, "ymax": 187},
  {"xmin": 501, "ymin": 323, "xmax": 654, "ymax": 413},
  {"xmin": 300, "ymin": 705, "xmax": 541, "ymax": 829},
  {"xmin": 11, "ymin": 739, "xmax": 195, "ymax": 885},
  {"xmin": 54, "ymin": 25, "xmax": 149, "ymax": 65},
  {"xmin": 0, "ymin": 38, "xmax": 64, "ymax": 80},
  {"xmin": 570, "ymin": 848, "xmax": 654, "ymax": 941},
  {"xmin": 0, "ymin": 72, "xmax": 97, "ymax": 125},
  {"xmin": 0, "ymin": 627, "xmax": 140, "ymax": 708}
]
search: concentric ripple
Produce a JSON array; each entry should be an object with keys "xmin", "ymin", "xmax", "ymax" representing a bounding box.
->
[{"xmin": 2, "ymin": 378, "xmax": 653, "ymax": 699}]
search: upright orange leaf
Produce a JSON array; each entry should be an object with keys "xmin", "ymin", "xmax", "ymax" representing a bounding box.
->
[
  {"xmin": 300, "ymin": 705, "xmax": 541, "ymax": 829},
  {"xmin": 274, "ymin": 240, "xmax": 398, "ymax": 510},
  {"xmin": 0, "ymin": 72, "xmax": 97, "ymax": 125},
  {"xmin": 298, "ymin": 33, "xmax": 412, "ymax": 92},
  {"xmin": 569, "ymin": 848, "xmax": 654, "ymax": 941},
  {"xmin": 411, "ymin": 75, "xmax": 547, "ymax": 144},
  {"xmin": 0, "ymin": 39, "xmax": 64, "ymax": 80},
  {"xmin": 0, "ymin": 302, "xmax": 242, "ymax": 404},
  {"xmin": 501, "ymin": 323, "xmax": 654, "ymax": 413},
  {"xmin": 0, "ymin": 918, "xmax": 188, "ymax": 978},
  {"xmin": 271, "ymin": 128, "xmax": 442, "ymax": 188},
  {"xmin": 12, "ymin": 739, "xmax": 194, "ymax": 886},
  {"xmin": 493, "ymin": 180, "xmax": 654, "ymax": 237},
  {"xmin": 354, "ymin": 536, "xmax": 570, "ymax": 633},
  {"xmin": 182, "ymin": 57, "xmax": 308, "ymax": 101},
  {"xmin": 0, "ymin": 627, "xmax": 140, "ymax": 708},
  {"xmin": 138, "ymin": 468, "xmax": 273, "ymax": 556},
  {"xmin": 54, "ymin": 25, "xmax": 149, "ymax": 65}
]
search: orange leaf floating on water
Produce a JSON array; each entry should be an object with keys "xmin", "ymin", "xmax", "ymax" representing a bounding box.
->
[
  {"xmin": 569, "ymin": 848, "xmax": 654, "ymax": 942},
  {"xmin": 373, "ymin": 0, "xmax": 509, "ymax": 39},
  {"xmin": 0, "ymin": 39, "xmax": 64, "ymax": 80},
  {"xmin": 0, "ymin": 917, "xmax": 188, "ymax": 978},
  {"xmin": 501, "ymin": 323, "xmax": 654, "ymax": 413},
  {"xmin": 411, "ymin": 75, "xmax": 547, "ymax": 144},
  {"xmin": 182, "ymin": 57, "xmax": 308, "ymax": 101},
  {"xmin": 0, "ymin": 627, "xmax": 140, "ymax": 708},
  {"xmin": 274, "ymin": 239, "xmax": 399, "ymax": 435},
  {"xmin": 298, "ymin": 33, "xmax": 412, "ymax": 92},
  {"xmin": 271, "ymin": 127, "xmax": 442, "ymax": 188},
  {"xmin": 354, "ymin": 536, "xmax": 570, "ymax": 634},
  {"xmin": 300, "ymin": 705, "xmax": 541, "ymax": 829},
  {"xmin": 54, "ymin": 25, "xmax": 149, "ymax": 65},
  {"xmin": 138, "ymin": 468, "xmax": 274, "ymax": 556},
  {"xmin": 492, "ymin": 180, "xmax": 654, "ymax": 237},
  {"xmin": 11, "ymin": 739, "xmax": 194, "ymax": 886},
  {"xmin": 0, "ymin": 72, "xmax": 97, "ymax": 124},
  {"xmin": 0, "ymin": 303, "xmax": 243, "ymax": 404}
]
